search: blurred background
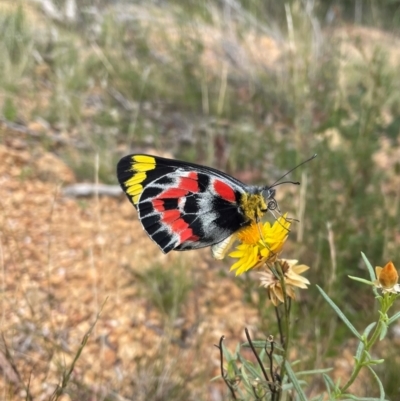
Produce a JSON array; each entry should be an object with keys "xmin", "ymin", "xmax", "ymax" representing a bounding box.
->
[{"xmin": 1, "ymin": 0, "xmax": 400, "ymax": 399}]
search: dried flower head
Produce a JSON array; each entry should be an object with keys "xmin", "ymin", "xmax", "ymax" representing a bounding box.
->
[
  {"xmin": 259, "ymin": 259, "xmax": 310, "ymax": 306},
  {"xmin": 374, "ymin": 261, "xmax": 400, "ymax": 294}
]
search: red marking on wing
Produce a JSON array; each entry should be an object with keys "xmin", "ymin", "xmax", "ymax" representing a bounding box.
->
[
  {"xmin": 213, "ymin": 179, "xmax": 236, "ymax": 202},
  {"xmin": 179, "ymin": 175, "xmax": 199, "ymax": 192},
  {"xmin": 160, "ymin": 188, "xmax": 188, "ymax": 198},
  {"xmin": 171, "ymin": 218, "xmax": 189, "ymax": 233},
  {"xmin": 161, "ymin": 210, "xmax": 180, "ymax": 224},
  {"xmin": 187, "ymin": 233, "xmax": 200, "ymax": 242},
  {"xmin": 180, "ymin": 229, "xmax": 199, "ymax": 243},
  {"xmin": 152, "ymin": 199, "xmax": 165, "ymax": 212}
]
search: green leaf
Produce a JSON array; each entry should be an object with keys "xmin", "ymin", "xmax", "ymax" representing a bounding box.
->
[
  {"xmin": 366, "ymin": 365, "xmax": 386, "ymax": 401},
  {"xmin": 221, "ymin": 341, "xmax": 234, "ymax": 362},
  {"xmin": 388, "ymin": 311, "xmax": 400, "ymax": 325},
  {"xmin": 281, "ymin": 380, "xmax": 308, "ymax": 397},
  {"xmin": 240, "ymin": 372, "xmax": 254, "ymax": 396},
  {"xmin": 379, "ymin": 323, "xmax": 388, "ymax": 341},
  {"xmin": 240, "ymin": 364, "xmax": 250, "ymax": 383},
  {"xmin": 258, "ymin": 347, "xmax": 266, "ymax": 362},
  {"xmin": 227, "ymin": 360, "xmax": 237, "ymax": 378},
  {"xmin": 273, "ymin": 353, "xmax": 283, "ymax": 365},
  {"xmin": 361, "ymin": 252, "xmax": 376, "ymax": 281},
  {"xmin": 363, "ymin": 322, "xmax": 377, "ymax": 338},
  {"xmin": 356, "ymin": 322, "xmax": 376, "ymax": 360},
  {"xmin": 317, "ymin": 285, "xmax": 362, "ymax": 340},
  {"xmin": 361, "ymin": 252, "xmax": 380, "ymax": 297},
  {"xmin": 242, "ymin": 340, "xmax": 283, "ymax": 351},
  {"xmin": 240, "ymin": 358, "xmax": 263, "ymax": 381},
  {"xmin": 355, "ymin": 341, "xmax": 365, "ymax": 362},
  {"xmin": 295, "ymin": 368, "xmax": 333, "ymax": 377},
  {"xmin": 322, "ymin": 373, "xmax": 335, "ymax": 396},
  {"xmin": 348, "ymin": 276, "xmax": 374, "ymax": 286},
  {"xmin": 363, "ymin": 350, "xmax": 373, "ymax": 363},
  {"xmin": 285, "ymin": 361, "xmax": 308, "ymax": 401},
  {"xmin": 368, "ymin": 359, "xmax": 385, "ymax": 365},
  {"xmin": 235, "ymin": 342, "xmax": 241, "ymax": 356},
  {"xmin": 281, "ymin": 382, "xmax": 294, "ymax": 390}
]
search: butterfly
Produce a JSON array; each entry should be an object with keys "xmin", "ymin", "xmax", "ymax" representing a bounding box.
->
[{"xmin": 116, "ymin": 154, "xmax": 313, "ymax": 256}]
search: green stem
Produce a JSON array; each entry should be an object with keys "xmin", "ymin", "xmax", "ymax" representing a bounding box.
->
[
  {"xmin": 277, "ymin": 263, "xmax": 291, "ymax": 384},
  {"xmin": 340, "ymin": 298, "xmax": 390, "ymax": 394}
]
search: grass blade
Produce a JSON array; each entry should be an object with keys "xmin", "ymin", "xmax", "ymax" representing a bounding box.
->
[
  {"xmin": 285, "ymin": 361, "xmax": 307, "ymax": 401},
  {"xmin": 317, "ymin": 285, "xmax": 361, "ymax": 340}
]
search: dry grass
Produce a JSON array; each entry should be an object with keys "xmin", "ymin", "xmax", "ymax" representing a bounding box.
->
[{"xmin": 0, "ymin": 127, "xmax": 266, "ymax": 399}]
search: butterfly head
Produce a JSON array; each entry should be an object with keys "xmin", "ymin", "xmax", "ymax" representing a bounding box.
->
[
  {"xmin": 240, "ymin": 187, "xmax": 277, "ymax": 222},
  {"xmin": 261, "ymin": 187, "xmax": 277, "ymax": 211}
]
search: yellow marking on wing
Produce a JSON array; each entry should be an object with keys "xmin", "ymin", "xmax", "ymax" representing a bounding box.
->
[
  {"xmin": 132, "ymin": 155, "xmax": 156, "ymax": 172},
  {"xmin": 133, "ymin": 163, "xmax": 156, "ymax": 172},
  {"xmin": 123, "ymin": 156, "xmax": 157, "ymax": 204},
  {"xmin": 127, "ymin": 183, "xmax": 143, "ymax": 196},
  {"xmin": 240, "ymin": 193, "xmax": 267, "ymax": 221},
  {"xmin": 133, "ymin": 155, "xmax": 155, "ymax": 164},
  {"xmin": 127, "ymin": 183, "xmax": 143, "ymax": 205},
  {"xmin": 125, "ymin": 172, "xmax": 147, "ymax": 186}
]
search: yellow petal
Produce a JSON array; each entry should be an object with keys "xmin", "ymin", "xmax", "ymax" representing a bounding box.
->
[
  {"xmin": 273, "ymin": 286, "xmax": 285, "ymax": 303},
  {"xmin": 236, "ymin": 248, "xmax": 258, "ymax": 275},
  {"xmin": 286, "ymin": 286, "xmax": 296, "ymax": 299},
  {"xmin": 292, "ymin": 264, "xmax": 310, "ymax": 274},
  {"xmin": 230, "ymin": 259, "xmax": 244, "ymax": 272},
  {"xmin": 228, "ymin": 250, "xmax": 245, "ymax": 258},
  {"xmin": 269, "ymin": 290, "xmax": 280, "ymax": 306}
]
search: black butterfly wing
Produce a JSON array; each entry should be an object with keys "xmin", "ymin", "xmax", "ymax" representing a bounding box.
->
[{"xmin": 117, "ymin": 154, "xmax": 250, "ymax": 253}]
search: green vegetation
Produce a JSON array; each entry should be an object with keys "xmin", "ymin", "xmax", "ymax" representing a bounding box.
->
[{"xmin": 135, "ymin": 261, "xmax": 193, "ymax": 321}]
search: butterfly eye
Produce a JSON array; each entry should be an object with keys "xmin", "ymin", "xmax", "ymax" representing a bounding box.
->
[{"xmin": 262, "ymin": 188, "xmax": 276, "ymax": 199}]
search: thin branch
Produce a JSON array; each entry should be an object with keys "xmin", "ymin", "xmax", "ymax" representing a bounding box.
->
[
  {"xmin": 266, "ymin": 337, "xmax": 281, "ymax": 401},
  {"xmin": 244, "ymin": 328, "xmax": 274, "ymax": 394},
  {"xmin": 0, "ymin": 334, "xmax": 32, "ymax": 400},
  {"xmin": 266, "ymin": 336, "xmax": 275, "ymax": 381},
  {"xmin": 50, "ymin": 299, "xmax": 107, "ymax": 400},
  {"xmin": 214, "ymin": 336, "xmax": 237, "ymax": 399}
]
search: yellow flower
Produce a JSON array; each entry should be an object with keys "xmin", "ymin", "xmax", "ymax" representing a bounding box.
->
[
  {"xmin": 259, "ymin": 259, "xmax": 310, "ymax": 306},
  {"xmin": 228, "ymin": 214, "xmax": 290, "ymax": 276},
  {"xmin": 374, "ymin": 261, "xmax": 400, "ymax": 294}
]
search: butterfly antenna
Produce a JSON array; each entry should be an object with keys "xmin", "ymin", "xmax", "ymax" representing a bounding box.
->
[
  {"xmin": 269, "ymin": 209, "xmax": 294, "ymax": 231},
  {"xmin": 256, "ymin": 220, "xmax": 272, "ymax": 252},
  {"xmin": 269, "ymin": 154, "xmax": 317, "ymax": 188},
  {"xmin": 272, "ymin": 180, "xmax": 300, "ymax": 187},
  {"xmin": 256, "ymin": 222, "xmax": 280, "ymax": 262}
]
